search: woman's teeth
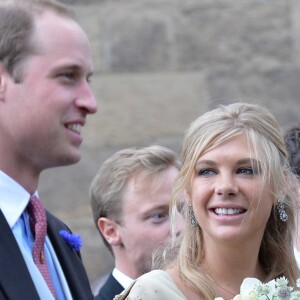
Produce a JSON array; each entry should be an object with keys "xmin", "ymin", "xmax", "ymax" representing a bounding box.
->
[{"xmin": 214, "ymin": 208, "xmax": 244, "ymax": 215}]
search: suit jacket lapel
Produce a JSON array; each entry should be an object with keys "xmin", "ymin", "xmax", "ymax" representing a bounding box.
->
[
  {"xmin": 46, "ymin": 211, "xmax": 93, "ymax": 300},
  {"xmin": 0, "ymin": 210, "xmax": 40, "ymax": 300},
  {"xmin": 96, "ymin": 273, "xmax": 124, "ymax": 300}
]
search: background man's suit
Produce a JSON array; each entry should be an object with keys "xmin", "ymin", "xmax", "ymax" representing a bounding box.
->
[
  {"xmin": 95, "ymin": 273, "xmax": 124, "ymax": 300},
  {"xmin": 0, "ymin": 210, "xmax": 93, "ymax": 300}
]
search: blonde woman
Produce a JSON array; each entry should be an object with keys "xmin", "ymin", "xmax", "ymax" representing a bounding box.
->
[{"xmin": 115, "ymin": 102, "xmax": 300, "ymax": 300}]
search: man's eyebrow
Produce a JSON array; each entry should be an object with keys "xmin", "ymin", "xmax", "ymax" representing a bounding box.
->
[
  {"xmin": 53, "ymin": 63, "xmax": 93, "ymax": 74},
  {"xmin": 141, "ymin": 204, "xmax": 169, "ymax": 214}
]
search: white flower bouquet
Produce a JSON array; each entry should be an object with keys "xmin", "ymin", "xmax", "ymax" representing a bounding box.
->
[{"xmin": 215, "ymin": 277, "xmax": 300, "ymax": 300}]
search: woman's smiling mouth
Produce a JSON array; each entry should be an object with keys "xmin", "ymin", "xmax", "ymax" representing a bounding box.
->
[{"xmin": 213, "ymin": 208, "xmax": 246, "ymax": 216}]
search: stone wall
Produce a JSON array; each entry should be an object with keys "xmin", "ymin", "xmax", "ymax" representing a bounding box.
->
[{"xmin": 40, "ymin": 0, "xmax": 300, "ymax": 291}]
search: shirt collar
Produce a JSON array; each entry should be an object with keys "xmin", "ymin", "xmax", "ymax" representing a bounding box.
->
[
  {"xmin": 0, "ymin": 170, "xmax": 37, "ymax": 228},
  {"xmin": 112, "ymin": 268, "xmax": 134, "ymax": 289}
]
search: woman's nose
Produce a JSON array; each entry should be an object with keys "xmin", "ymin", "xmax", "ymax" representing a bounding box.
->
[{"xmin": 215, "ymin": 174, "xmax": 239, "ymax": 197}]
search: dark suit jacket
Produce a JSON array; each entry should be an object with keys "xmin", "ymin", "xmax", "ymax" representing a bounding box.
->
[
  {"xmin": 0, "ymin": 209, "xmax": 93, "ymax": 300},
  {"xmin": 95, "ymin": 273, "xmax": 124, "ymax": 300}
]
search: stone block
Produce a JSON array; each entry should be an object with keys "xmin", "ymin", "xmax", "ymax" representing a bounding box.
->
[
  {"xmin": 206, "ymin": 64, "xmax": 300, "ymax": 130},
  {"xmin": 87, "ymin": 72, "xmax": 208, "ymax": 148},
  {"xmin": 72, "ymin": 5, "xmax": 103, "ymax": 73},
  {"xmin": 99, "ymin": 6, "xmax": 172, "ymax": 72},
  {"xmin": 176, "ymin": 0, "xmax": 293, "ymax": 71}
]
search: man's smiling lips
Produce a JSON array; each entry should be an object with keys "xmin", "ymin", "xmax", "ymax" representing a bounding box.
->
[{"xmin": 66, "ymin": 123, "xmax": 82, "ymax": 134}]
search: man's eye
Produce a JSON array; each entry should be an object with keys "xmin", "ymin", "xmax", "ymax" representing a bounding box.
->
[
  {"xmin": 150, "ymin": 212, "xmax": 168, "ymax": 223},
  {"xmin": 63, "ymin": 73, "xmax": 74, "ymax": 79},
  {"xmin": 153, "ymin": 212, "xmax": 166, "ymax": 219},
  {"xmin": 59, "ymin": 72, "xmax": 76, "ymax": 81},
  {"xmin": 86, "ymin": 75, "xmax": 92, "ymax": 84}
]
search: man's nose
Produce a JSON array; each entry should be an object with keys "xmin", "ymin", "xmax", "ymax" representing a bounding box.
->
[{"xmin": 76, "ymin": 83, "xmax": 97, "ymax": 114}]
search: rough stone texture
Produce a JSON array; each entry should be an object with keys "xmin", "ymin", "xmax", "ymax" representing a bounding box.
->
[
  {"xmin": 177, "ymin": 1, "xmax": 292, "ymax": 70},
  {"xmin": 42, "ymin": 0, "xmax": 300, "ymax": 291},
  {"xmin": 86, "ymin": 72, "xmax": 208, "ymax": 147},
  {"xmin": 99, "ymin": 10, "xmax": 171, "ymax": 72}
]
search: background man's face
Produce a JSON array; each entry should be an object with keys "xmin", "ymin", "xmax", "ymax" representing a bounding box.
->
[{"xmin": 118, "ymin": 166, "xmax": 180, "ymax": 278}]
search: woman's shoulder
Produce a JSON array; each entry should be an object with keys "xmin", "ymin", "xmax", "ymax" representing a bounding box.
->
[
  {"xmin": 135, "ymin": 269, "xmax": 179, "ymax": 287},
  {"xmin": 115, "ymin": 270, "xmax": 186, "ymax": 300},
  {"xmin": 131, "ymin": 270, "xmax": 186, "ymax": 299}
]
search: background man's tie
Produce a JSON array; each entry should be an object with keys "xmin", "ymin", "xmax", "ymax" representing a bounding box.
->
[{"xmin": 27, "ymin": 195, "xmax": 56, "ymax": 298}]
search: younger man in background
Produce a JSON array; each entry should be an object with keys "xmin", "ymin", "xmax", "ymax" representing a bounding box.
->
[{"xmin": 90, "ymin": 146, "xmax": 182, "ymax": 300}]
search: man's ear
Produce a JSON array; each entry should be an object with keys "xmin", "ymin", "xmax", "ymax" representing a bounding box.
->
[{"xmin": 97, "ymin": 217, "xmax": 122, "ymax": 246}]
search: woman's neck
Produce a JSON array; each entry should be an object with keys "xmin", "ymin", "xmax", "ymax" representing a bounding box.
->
[
  {"xmin": 167, "ymin": 239, "xmax": 267, "ymax": 300},
  {"xmin": 200, "ymin": 241, "xmax": 266, "ymax": 299}
]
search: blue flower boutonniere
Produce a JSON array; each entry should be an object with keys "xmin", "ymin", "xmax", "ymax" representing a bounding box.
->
[{"xmin": 59, "ymin": 230, "xmax": 82, "ymax": 251}]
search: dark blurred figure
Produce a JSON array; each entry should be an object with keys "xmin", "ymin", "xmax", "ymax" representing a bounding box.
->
[{"xmin": 285, "ymin": 125, "xmax": 300, "ymax": 264}]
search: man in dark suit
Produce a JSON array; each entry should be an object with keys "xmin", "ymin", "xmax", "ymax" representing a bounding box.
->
[
  {"xmin": 90, "ymin": 146, "xmax": 183, "ymax": 300},
  {"xmin": 0, "ymin": 0, "xmax": 97, "ymax": 299}
]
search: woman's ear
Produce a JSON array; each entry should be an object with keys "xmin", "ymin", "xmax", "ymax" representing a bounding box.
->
[
  {"xmin": 97, "ymin": 217, "xmax": 122, "ymax": 247},
  {"xmin": 184, "ymin": 188, "xmax": 191, "ymax": 204},
  {"xmin": 276, "ymin": 170, "xmax": 293, "ymax": 204}
]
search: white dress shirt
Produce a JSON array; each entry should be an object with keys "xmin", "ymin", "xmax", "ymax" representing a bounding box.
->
[{"xmin": 112, "ymin": 268, "xmax": 134, "ymax": 289}]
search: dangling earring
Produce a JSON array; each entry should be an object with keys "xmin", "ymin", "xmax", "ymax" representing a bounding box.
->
[
  {"xmin": 277, "ymin": 201, "xmax": 288, "ymax": 222},
  {"xmin": 189, "ymin": 204, "xmax": 198, "ymax": 227}
]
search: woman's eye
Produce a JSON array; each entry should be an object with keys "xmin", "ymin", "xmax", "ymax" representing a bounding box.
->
[
  {"xmin": 237, "ymin": 168, "xmax": 253, "ymax": 175},
  {"xmin": 198, "ymin": 169, "xmax": 216, "ymax": 176}
]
